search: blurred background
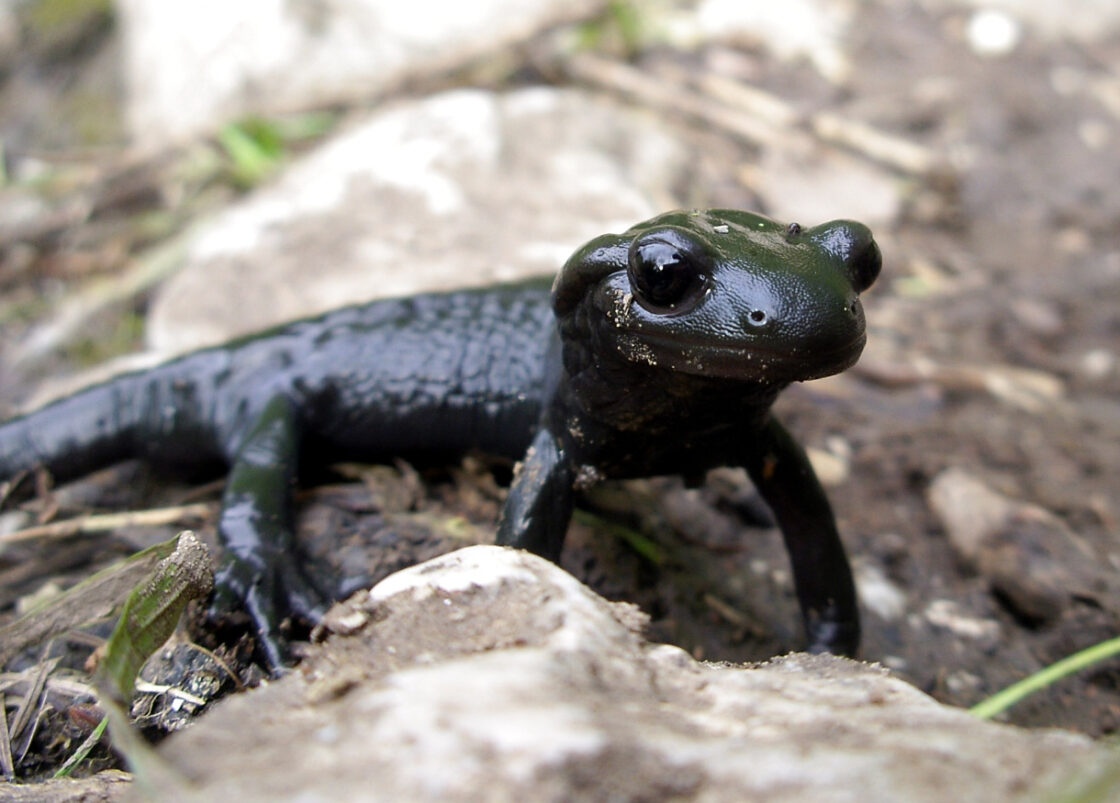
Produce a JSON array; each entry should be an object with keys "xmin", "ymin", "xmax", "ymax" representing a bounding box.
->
[{"xmin": 0, "ymin": 0, "xmax": 1118, "ymax": 736}]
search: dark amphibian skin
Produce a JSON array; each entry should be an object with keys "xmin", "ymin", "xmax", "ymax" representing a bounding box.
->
[{"xmin": 0, "ymin": 209, "xmax": 881, "ymax": 668}]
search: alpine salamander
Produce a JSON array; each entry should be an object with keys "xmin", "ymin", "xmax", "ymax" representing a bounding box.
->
[{"xmin": 0, "ymin": 209, "xmax": 881, "ymax": 667}]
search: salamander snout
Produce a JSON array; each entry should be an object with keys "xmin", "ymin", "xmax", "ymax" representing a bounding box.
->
[{"xmin": 807, "ymin": 220, "xmax": 882, "ymax": 294}]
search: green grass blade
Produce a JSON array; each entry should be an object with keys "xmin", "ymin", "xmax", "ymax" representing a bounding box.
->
[
  {"xmin": 52, "ymin": 716, "xmax": 108, "ymax": 778},
  {"xmin": 96, "ymin": 531, "xmax": 213, "ymax": 702},
  {"xmin": 970, "ymin": 635, "xmax": 1120, "ymax": 719},
  {"xmin": 218, "ymin": 121, "xmax": 282, "ymax": 188}
]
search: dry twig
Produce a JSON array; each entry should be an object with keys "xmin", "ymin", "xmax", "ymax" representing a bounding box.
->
[
  {"xmin": 0, "ymin": 503, "xmax": 215, "ymax": 546},
  {"xmin": 560, "ymin": 52, "xmax": 944, "ymax": 178}
]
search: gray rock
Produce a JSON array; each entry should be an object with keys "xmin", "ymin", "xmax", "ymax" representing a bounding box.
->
[
  {"xmin": 148, "ymin": 546, "xmax": 1106, "ymax": 802},
  {"xmin": 146, "ymin": 88, "xmax": 689, "ymax": 355},
  {"xmin": 927, "ymin": 467, "xmax": 1017, "ymax": 564},
  {"xmin": 117, "ymin": 0, "xmax": 607, "ymax": 144},
  {"xmin": 751, "ymin": 147, "xmax": 903, "ymax": 229},
  {"xmin": 927, "ymin": 468, "xmax": 1114, "ymax": 623}
]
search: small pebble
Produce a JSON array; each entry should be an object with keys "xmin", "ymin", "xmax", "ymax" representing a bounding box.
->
[
  {"xmin": 1010, "ymin": 297, "xmax": 1063, "ymax": 336},
  {"xmin": 807, "ymin": 446, "xmax": 849, "ymax": 486},
  {"xmin": 320, "ymin": 607, "xmax": 371, "ymax": 635},
  {"xmin": 967, "ymin": 9, "xmax": 1021, "ymax": 56},
  {"xmin": 927, "ymin": 468, "xmax": 1012, "ymax": 562},
  {"xmin": 855, "ymin": 561, "xmax": 908, "ymax": 622},
  {"xmin": 924, "ymin": 599, "xmax": 1001, "ymax": 642},
  {"xmin": 944, "ymin": 669, "xmax": 984, "ymax": 696},
  {"xmin": 1080, "ymin": 349, "xmax": 1114, "ymax": 380},
  {"xmin": 1079, "ymin": 119, "xmax": 1111, "ymax": 150}
]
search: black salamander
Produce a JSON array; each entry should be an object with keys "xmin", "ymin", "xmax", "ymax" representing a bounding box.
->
[{"xmin": 0, "ymin": 209, "xmax": 881, "ymax": 667}]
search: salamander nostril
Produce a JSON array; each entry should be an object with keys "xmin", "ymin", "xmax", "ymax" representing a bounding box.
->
[{"xmin": 747, "ymin": 309, "xmax": 769, "ymax": 327}]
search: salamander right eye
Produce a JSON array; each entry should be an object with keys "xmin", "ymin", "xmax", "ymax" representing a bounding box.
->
[
  {"xmin": 847, "ymin": 237, "xmax": 882, "ymax": 294},
  {"xmin": 627, "ymin": 236, "xmax": 708, "ymax": 313}
]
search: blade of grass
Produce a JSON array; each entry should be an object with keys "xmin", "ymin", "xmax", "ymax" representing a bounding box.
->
[
  {"xmin": 93, "ymin": 531, "xmax": 214, "ymax": 797},
  {"xmin": 218, "ymin": 121, "xmax": 281, "ymax": 188},
  {"xmin": 95, "ymin": 531, "xmax": 213, "ymax": 702},
  {"xmin": 0, "ymin": 531, "xmax": 196, "ymax": 667},
  {"xmin": 52, "ymin": 716, "xmax": 108, "ymax": 778},
  {"xmin": 572, "ymin": 509, "xmax": 664, "ymax": 564},
  {"xmin": 970, "ymin": 635, "xmax": 1120, "ymax": 719}
]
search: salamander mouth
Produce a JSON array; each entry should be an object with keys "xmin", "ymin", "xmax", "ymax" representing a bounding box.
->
[{"xmin": 628, "ymin": 331, "xmax": 867, "ymax": 383}]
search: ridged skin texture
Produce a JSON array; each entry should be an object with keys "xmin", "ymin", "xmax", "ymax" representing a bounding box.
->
[{"xmin": 0, "ymin": 281, "xmax": 555, "ymax": 479}]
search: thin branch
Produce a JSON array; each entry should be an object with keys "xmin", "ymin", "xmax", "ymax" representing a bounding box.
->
[
  {"xmin": 560, "ymin": 52, "xmax": 944, "ymax": 178},
  {"xmin": 0, "ymin": 503, "xmax": 215, "ymax": 545}
]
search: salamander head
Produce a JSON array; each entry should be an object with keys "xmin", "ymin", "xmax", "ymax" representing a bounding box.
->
[{"xmin": 553, "ymin": 208, "xmax": 881, "ymax": 386}]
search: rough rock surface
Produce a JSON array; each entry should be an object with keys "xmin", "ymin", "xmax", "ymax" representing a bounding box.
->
[
  {"xmin": 117, "ymin": 0, "xmax": 607, "ymax": 144},
  {"xmin": 146, "ymin": 87, "xmax": 688, "ymax": 355},
  {"xmin": 148, "ymin": 546, "xmax": 1104, "ymax": 802}
]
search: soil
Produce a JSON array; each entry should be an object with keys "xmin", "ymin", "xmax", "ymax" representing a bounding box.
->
[{"xmin": 0, "ymin": 0, "xmax": 1118, "ymax": 780}]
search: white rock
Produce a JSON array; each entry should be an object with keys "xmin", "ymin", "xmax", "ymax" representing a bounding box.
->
[
  {"xmin": 146, "ymin": 88, "xmax": 688, "ymax": 354},
  {"xmin": 116, "ymin": 0, "xmax": 607, "ymax": 144},
  {"xmin": 155, "ymin": 545, "xmax": 1106, "ymax": 802},
  {"xmin": 696, "ymin": 0, "xmax": 853, "ymax": 83}
]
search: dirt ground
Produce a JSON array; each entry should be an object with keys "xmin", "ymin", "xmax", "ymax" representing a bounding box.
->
[{"xmin": 1, "ymin": 1, "xmax": 1119, "ymax": 779}]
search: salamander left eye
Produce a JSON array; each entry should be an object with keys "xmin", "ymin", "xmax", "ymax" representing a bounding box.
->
[
  {"xmin": 627, "ymin": 238, "xmax": 707, "ymax": 312},
  {"xmin": 848, "ymin": 238, "xmax": 882, "ymax": 293}
]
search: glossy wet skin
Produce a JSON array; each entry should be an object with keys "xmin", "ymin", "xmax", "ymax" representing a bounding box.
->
[
  {"xmin": 0, "ymin": 208, "xmax": 881, "ymax": 668},
  {"xmin": 509, "ymin": 209, "xmax": 880, "ymax": 659},
  {"xmin": 557, "ymin": 209, "xmax": 879, "ymax": 384}
]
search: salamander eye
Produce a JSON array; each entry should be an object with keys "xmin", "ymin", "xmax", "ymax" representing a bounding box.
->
[
  {"xmin": 627, "ymin": 237, "xmax": 708, "ymax": 312},
  {"xmin": 848, "ymin": 237, "xmax": 882, "ymax": 293},
  {"xmin": 810, "ymin": 220, "xmax": 882, "ymax": 294}
]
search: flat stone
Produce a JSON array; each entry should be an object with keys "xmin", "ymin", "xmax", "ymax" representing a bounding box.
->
[
  {"xmin": 151, "ymin": 545, "xmax": 1106, "ymax": 802},
  {"xmin": 146, "ymin": 88, "xmax": 688, "ymax": 355},
  {"xmin": 116, "ymin": 0, "xmax": 607, "ymax": 144}
]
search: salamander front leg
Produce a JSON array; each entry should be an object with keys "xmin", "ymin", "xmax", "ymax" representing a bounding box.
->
[
  {"xmin": 209, "ymin": 395, "xmax": 326, "ymax": 670},
  {"xmin": 496, "ymin": 427, "xmax": 574, "ymax": 562},
  {"xmin": 742, "ymin": 415, "xmax": 860, "ymax": 656}
]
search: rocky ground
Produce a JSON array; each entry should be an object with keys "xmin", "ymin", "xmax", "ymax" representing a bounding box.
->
[{"xmin": 0, "ymin": 0, "xmax": 1119, "ymax": 798}]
